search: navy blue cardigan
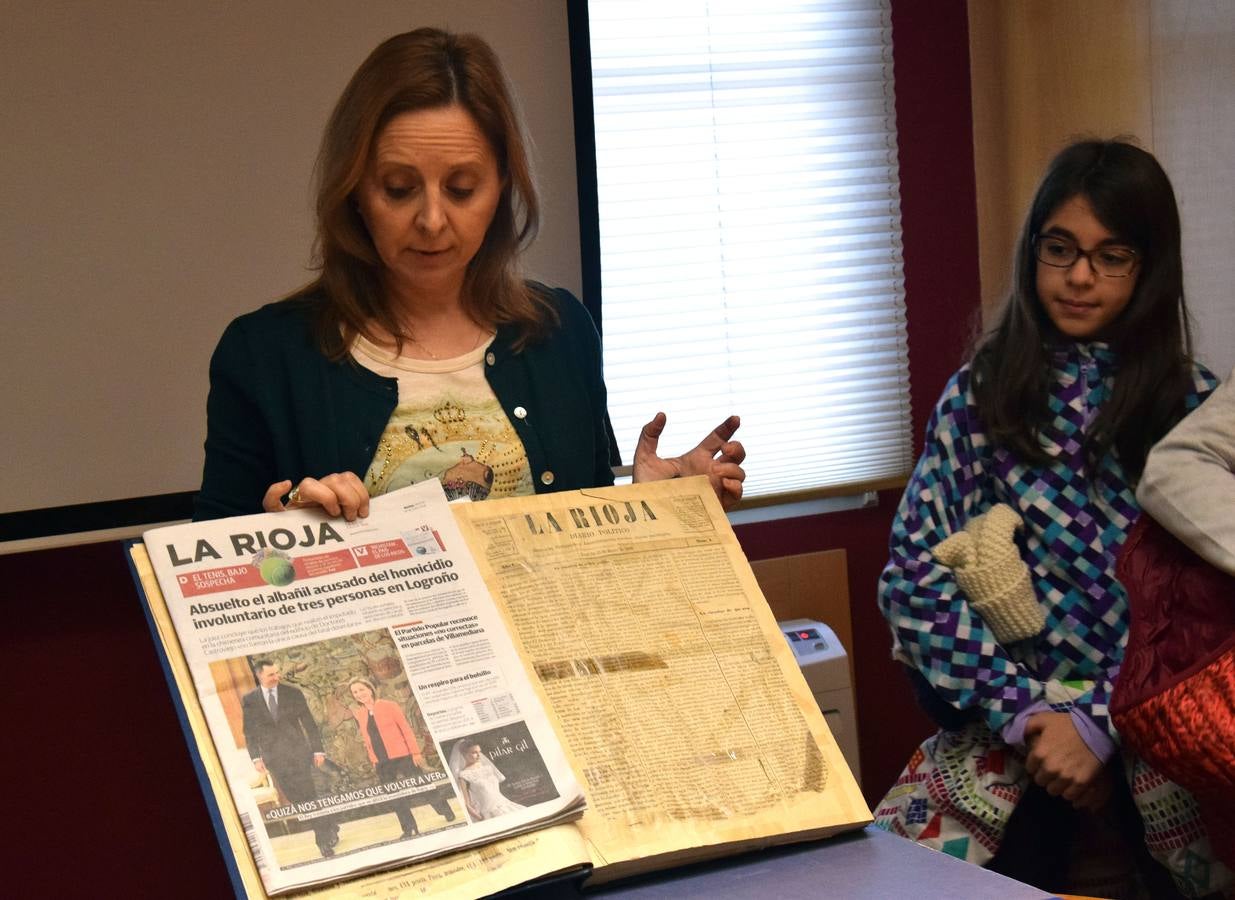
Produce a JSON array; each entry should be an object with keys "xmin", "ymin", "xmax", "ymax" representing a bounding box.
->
[{"xmin": 195, "ymin": 288, "xmax": 618, "ymax": 520}]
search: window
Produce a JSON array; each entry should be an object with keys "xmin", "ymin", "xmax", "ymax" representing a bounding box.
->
[{"xmin": 587, "ymin": 0, "xmax": 911, "ymax": 503}]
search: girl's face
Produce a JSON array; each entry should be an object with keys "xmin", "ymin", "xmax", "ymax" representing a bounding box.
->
[{"xmin": 1035, "ymin": 195, "xmax": 1139, "ymax": 341}]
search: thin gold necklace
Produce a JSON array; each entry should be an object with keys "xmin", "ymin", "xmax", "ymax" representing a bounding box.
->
[{"xmin": 406, "ymin": 326, "xmax": 488, "ymax": 360}]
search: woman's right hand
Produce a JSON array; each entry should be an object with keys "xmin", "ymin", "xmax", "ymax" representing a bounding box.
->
[{"xmin": 262, "ymin": 473, "xmax": 370, "ymax": 521}]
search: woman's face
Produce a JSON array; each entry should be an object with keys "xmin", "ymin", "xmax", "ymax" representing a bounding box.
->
[
  {"xmin": 1035, "ymin": 194, "xmax": 1139, "ymax": 341},
  {"xmin": 350, "ymin": 682, "xmax": 374, "ymax": 704},
  {"xmin": 355, "ymin": 104, "xmax": 503, "ymax": 306},
  {"xmin": 465, "ymin": 744, "xmax": 483, "ymax": 765}
]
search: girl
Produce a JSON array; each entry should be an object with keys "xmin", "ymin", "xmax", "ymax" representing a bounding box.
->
[{"xmin": 874, "ymin": 140, "xmax": 1230, "ymax": 898}]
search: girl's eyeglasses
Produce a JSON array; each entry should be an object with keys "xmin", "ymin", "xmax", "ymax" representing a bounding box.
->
[{"xmin": 1033, "ymin": 235, "xmax": 1139, "ymax": 278}]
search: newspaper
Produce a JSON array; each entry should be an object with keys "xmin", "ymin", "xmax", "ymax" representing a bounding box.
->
[
  {"xmin": 452, "ymin": 477, "xmax": 871, "ymax": 881},
  {"xmin": 142, "ymin": 479, "xmax": 585, "ymax": 896}
]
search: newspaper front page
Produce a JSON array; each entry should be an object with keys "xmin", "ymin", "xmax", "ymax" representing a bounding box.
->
[
  {"xmin": 142, "ymin": 480, "xmax": 585, "ymax": 896},
  {"xmin": 452, "ymin": 477, "xmax": 872, "ymax": 882}
]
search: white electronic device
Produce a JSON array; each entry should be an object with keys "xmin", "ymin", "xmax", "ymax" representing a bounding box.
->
[{"xmin": 779, "ymin": 618, "xmax": 861, "ymax": 783}]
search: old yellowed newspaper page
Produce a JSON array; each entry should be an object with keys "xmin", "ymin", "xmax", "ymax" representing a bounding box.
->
[{"xmin": 451, "ymin": 477, "xmax": 872, "ymax": 882}]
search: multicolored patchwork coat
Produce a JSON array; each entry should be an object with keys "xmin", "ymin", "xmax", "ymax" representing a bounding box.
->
[{"xmin": 875, "ymin": 342, "xmax": 1230, "ymax": 895}]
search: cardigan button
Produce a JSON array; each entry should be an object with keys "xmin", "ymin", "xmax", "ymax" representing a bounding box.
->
[
  {"xmin": 540, "ymin": 470, "xmax": 555, "ymax": 486},
  {"xmin": 485, "ymin": 351, "xmax": 496, "ymax": 366},
  {"xmin": 513, "ymin": 406, "xmax": 527, "ymax": 419}
]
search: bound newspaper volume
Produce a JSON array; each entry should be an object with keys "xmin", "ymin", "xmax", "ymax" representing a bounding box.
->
[{"xmin": 131, "ymin": 476, "xmax": 871, "ymax": 899}]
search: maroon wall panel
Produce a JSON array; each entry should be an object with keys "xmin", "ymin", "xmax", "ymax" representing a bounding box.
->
[{"xmin": 0, "ymin": 541, "xmax": 235, "ymax": 898}]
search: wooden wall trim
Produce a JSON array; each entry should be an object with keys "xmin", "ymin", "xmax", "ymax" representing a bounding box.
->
[{"xmin": 968, "ymin": 0, "xmax": 1153, "ymax": 316}]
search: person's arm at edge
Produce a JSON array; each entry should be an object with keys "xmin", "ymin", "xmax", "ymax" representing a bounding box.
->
[{"xmin": 1137, "ymin": 369, "xmax": 1235, "ymax": 575}]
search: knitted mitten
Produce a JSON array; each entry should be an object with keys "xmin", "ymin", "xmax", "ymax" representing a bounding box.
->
[{"xmin": 933, "ymin": 504, "xmax": 1045, "ymax": 643}]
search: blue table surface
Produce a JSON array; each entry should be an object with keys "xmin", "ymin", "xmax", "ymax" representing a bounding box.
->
[{"xmin": 584, "ymin": 826, "xmax": 1053, "ymax": 899}]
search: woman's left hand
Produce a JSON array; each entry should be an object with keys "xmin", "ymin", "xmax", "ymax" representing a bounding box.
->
[{"xmin": 632, "ymin": 413, "xmax": 746, "ymax": 510}]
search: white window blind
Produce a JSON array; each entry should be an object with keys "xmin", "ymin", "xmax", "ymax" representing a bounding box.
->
[{"xmin": 589, "ymin": 0, "xmax": 912, "ymax": 503}]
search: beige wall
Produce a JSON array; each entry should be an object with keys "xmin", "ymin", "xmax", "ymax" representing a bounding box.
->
[{"xmin": 968, "ymin": 1, "xmax": 1153, "ymax": 316}]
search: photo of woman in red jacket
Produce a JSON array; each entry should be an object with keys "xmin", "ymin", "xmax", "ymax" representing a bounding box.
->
[{"xmin": 347, "ymin": 677, "xmax": 455, "ymax": 838}]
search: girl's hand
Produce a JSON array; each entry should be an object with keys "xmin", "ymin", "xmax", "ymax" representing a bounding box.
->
[
  {"xmin": 262, "ymin": 474, "xmax": 370, "ymax": 521},
  {"xmin": 1071, "ymin": 766, "xmax": 1114, "ymax": 813},
  {"xmin": 1023, "ymin": 711, "xmax": 1103, "ymax": 806},
  {"xmin": 632, "ymin": 413, "xmax": 746, "ymax": 509}
]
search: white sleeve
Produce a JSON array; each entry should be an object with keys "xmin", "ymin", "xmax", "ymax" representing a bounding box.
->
[{"xmin": 1137, "ymin": 369, "xmax": 1235, "ymax": 574}]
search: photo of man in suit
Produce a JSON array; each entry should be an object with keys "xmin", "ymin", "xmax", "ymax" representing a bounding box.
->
[{"xmin": 241, "ymin": 660, "xmax": 339, "ymax": 857}]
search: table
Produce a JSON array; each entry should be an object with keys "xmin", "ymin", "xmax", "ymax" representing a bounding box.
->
[{"xmin": 587, "ymin": 827, "xmax": 1051, "ymax": 899}]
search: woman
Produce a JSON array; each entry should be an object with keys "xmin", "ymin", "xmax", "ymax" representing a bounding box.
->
[
  {"xmin": 448, "ymin": 739, "xmax": 523, "ymax": 822},
  {"xmin": 194, "ymin": 27, "xmax": 744, "ymax": 522},
  {"xmin": 347, "ymin": 677, "xmax": 451, "ymax": 838}
]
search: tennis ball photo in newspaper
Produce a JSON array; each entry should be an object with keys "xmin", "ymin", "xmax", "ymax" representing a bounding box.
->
[{"xmin": 253, "ymin": 548, "xmax": 296, "ymax": 586}]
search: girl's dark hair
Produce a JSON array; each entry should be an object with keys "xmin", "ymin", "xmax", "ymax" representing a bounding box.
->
[
  {"xmin": 295, "ymin": 27, "xmax": 555, "ymax": 358},
  {"xmin": 971, "ymin": 139, "xmax": 1195, "ymax": 479}
]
